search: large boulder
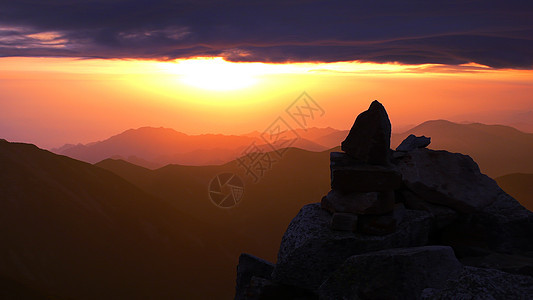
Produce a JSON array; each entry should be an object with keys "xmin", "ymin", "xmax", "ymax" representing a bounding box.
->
[
  {"xmin": 341, "ymin": 100, "xmax": 391, "ymax": 165},
  {"xmin": 439, "ymin": 191, "xmax": 533, "ymax": 254},
  {"xmin": 271, "ymin": 203, "xmax": 431, "ymax": 291},
  {"xmin": 421, "ymin": 266, "xmax": 533, "ymax": 299},
  {"xmin": 394, "ymin": 148, "xmax": 500, "ymax": 213},
  {"xmin": 400, "ymin": 189, "xmax": 459, "ymax": 231},
  {"xmin": 319, "ymin": 246, "xmax": 462, "ymax": 300},
  {"xmin": 235, "ymin": 253, "xmax": 274, "ymax": 300},
  {"xmin": 460, "ymin": 251, "xmax": 533, "ymax": 277}
]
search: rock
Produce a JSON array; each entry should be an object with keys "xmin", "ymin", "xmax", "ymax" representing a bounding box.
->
[
  {"xmin": 460, "ymin": 251, "xmax": 533, "ymax": 277},
  {"xmin": 401, "ymin": 189, "xmax": 459, "ymax": 230},
  {"xmin": 439, "ymin": 191, "xmax": 533, "ymax": 254},
  {"xmin": 393, "ymin": 202, "xmax": 407, "ymax": 223},
  {"xmin": 319, "ymin": 246, "xmax": 462, "ymax": 300},
  {"xmin": 396, "ymin": 134, "xmax": 431, "ymax": 152},
  {"xmin": 392, "ymin": 150, "xmax": 408, "ymax": 159},
  {"xmin": 421, "ymin": 266, "xmax": 533, "ymax": 299},
  {"xmin": 394, "ymin": 148, "xmax": 499, "ymax": 213},
  {"xmin": 235, "ymin": 253, "xmax": 274, "ymax": 300},
  {"xmin": 271, "ymin": 203, "xmax": 431, "ymax": 291},
  {"xmin": 330, "ymin": 213, "xmax": 358, "ymax": 232},
  {"xmin": 357, "ymin": 213, "xmax": 397, "ymax": 235},
  {"xmin": 252, "ymin": 281, "xmax": 319, "ymax": 300},
  {"xmin": 321, "ymin": 190, "xmax": 395, "ymax": 215},
  {"xmin": 341, "ymin": 100, "xmax": 391, "ymax": 165},
  {"xmin": 331, "ymin": 164, "xmax": 402, "ymax": 193},
  {"xmin": 243, "ymin": 276, "xmax": 271, "ymax": 300},
  {"xmin": 238, "ymin": 276, "xmax": 319, "ymax": 300},
  {"xmin": 356, "ymin": 204, "xmax": 406, "ymax": 235}
]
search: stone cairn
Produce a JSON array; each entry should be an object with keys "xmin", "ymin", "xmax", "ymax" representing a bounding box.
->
[
  {"xmin": 321, "ymin": 100, "xmax": 425, "ymax": 235},
  {"xmin": 235, "ymin": 100, "xmax": 533, "ymax": 300}
]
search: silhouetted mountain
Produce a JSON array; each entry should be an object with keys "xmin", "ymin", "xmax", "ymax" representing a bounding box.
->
[
  {"xmin": 391, "ymin": 120, "xmax": 533, "ymax": 177},
  {"xmin": 0, "ymin": 139, "xmax": 239, "ymax": 299},
  {"xmin": 96, "ymin": 147, "xmax": 332, "ymax": 264},
  {"xmin": 449, "ymin": 110, "xmax": 533, "ymax": 133},
  {"xmin": 52, "ymin": 126, "xmax": 257, "ymax": 167},
  {"xmin": 314, "ymin": 130, "xmax": 349, "ymax": 149},
  {"xmin": 243, "ymin": 127, "xmax": 339, "ymax": 142},
  {"xmin": 496, "ymin": 173, "xmax": 533, "ymax": 211},
  {"xmin": 54, "ymin": 126, "xmax": 330, "ymax": 168}
]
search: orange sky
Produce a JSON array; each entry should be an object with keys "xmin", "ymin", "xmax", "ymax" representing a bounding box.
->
[{"xmin": 1, "ymin": 57, "xmax": 532, "ymax": 148}]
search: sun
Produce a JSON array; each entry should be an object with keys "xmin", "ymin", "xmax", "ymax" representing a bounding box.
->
[{"xmin": 161, "ymin": 57, "xmax": 260, "ymax": 91}]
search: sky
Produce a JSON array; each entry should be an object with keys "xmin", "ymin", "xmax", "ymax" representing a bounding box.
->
[{"xmin": 1, "ymin": 0, "xmax": 532, "ymax": 148}]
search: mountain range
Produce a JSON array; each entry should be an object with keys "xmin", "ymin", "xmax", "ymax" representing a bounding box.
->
[
  {"xmin": 0, "ymin": 139, "xmax": 240, "ymax": 299},
  {"xmin": 52, "ymin": 127, "xmax": 332, "ymax": 168},
  {"xmin": 2, "ymin": 120, "xmax": 532, "ymax": 298},
  {"xmin": 53, "ymin": 120, "xmax": 533, "ymax": 178}
]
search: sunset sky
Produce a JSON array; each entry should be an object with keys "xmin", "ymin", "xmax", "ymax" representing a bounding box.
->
[{"xmin": 1, "ymin": 1, "xmax": 532, "ymax": 148}]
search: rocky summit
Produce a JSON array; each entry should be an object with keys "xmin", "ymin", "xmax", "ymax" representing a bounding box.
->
[{"xmin": 234, "ymin": 101, "xmax": 533, "ymax": 299}]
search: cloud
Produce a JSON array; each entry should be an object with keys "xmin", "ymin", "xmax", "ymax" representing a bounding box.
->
[{"xmin": 0, "ymin": 0, "xmax": 532, "ymax": 68}]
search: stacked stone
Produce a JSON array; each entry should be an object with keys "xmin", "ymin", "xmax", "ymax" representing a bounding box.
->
[{"xmin": 321, "ymin": 100, "xmax": 403, "ymax": 235}]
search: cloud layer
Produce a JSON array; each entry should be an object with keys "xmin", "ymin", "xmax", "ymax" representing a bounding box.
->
[{"xmin": 1, "ymin": 0, "xmax": 532, "ymax": 68}]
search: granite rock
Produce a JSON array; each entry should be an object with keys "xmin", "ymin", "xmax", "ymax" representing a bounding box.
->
[{"xmin": 341, "ymin": 100, "xmax": 391, "ymax": 165}]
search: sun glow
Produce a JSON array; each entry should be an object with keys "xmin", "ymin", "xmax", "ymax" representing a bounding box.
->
[{"xmin": 168, "ymin": 57, "xmax": 261, "ymax": 90}]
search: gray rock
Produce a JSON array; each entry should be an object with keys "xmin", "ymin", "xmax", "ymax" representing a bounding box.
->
[
  {"xmin": 321, "ymin": 190, "xmax": 395, "ymax": 215},
  {"xmin": 319, "ymin": 246, "xmax": 462, "ymax": 300},
  {"xmin": 460, "ymin": 251, "xmax": 533, "ymax": 277},
  {"xmin": 401, "ymin": 189, "xmax": 459, "ymax": 230},
  {"xmin": 396, "ymin": 134, "xmax": 431, "ymax": 152},
  {"xmin": 394, "ymin": 148, "xmax": 499, "ymax": 213},
  {"xmin": 392, "ymin": 150, "xmax": 408, "ymax": 159},
  {"xmin": 341, "ymin": 100, "xmax": 392, "ymax": 165},
  {"xmin": 357, "ymin": 213, "xmax": 397, "ymax": 235},
  {"xmin": 331, "ymin": 163, "xmax": 402, "ymax": 193},
  {"xmin": 330, "ymin": 213, "xmax": 358, "ymax": 232},
  {"xmin": 235, "ymin": 253, "xmax": 274, "ymax": 300},
  {"xmin": 356, "ymin": 203, "xmax": 406, "ymax": 236},
  {"xmin": 439, "ymin": 191, "xmax": 533, "ymax": 254},
  {"xmin": 421, "ymin": 266, "xmax": 533, "ymax": 299},
  {"xmin": 271, "ymin": 203, "xmax": 431, "ymax": 291}
]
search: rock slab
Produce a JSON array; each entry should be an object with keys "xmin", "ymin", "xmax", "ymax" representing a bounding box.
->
[
  {"xmin": 394, "ymin": 148, "xmax": 500, "ymax": 213},
  {"xmin": 319, "ymin": 246, "xmax": 463, "ymax": 300},
  {"xmin": 235, "ymin": 253, "xmax": 274, "ymax": 300},
  {"xmin": 421, "ymin": 266, "xmax": 533, "ymax": 299},
  {"xmin": 396, "ymin": 134, "xmax": 431, "ymax": 152}
]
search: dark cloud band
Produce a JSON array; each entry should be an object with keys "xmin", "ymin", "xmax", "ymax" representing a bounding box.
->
[{"xmin": 0, "ymin": 0, "xmax": 532, "ymax": 68}]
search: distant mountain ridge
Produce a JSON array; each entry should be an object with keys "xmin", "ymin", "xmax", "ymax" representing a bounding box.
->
[
  {"xmin": 52, "ymin": 126, "xmax": 330, "ymax": 168},
  {"xmin": 391, "ymin": 120, "xmax": 533, "ymax": 177},
  {"xmin": 53, "ymin": 120, "xmax": 533, "ymax": 177}
]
